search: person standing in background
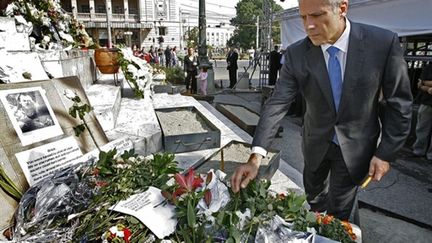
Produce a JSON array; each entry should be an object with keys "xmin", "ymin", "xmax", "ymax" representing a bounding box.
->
[
  {"xmin": 198, "ymin": 66, "xmax": 208, "ymax": 95},
  {"xmin": 226, "ymin": 46, "xmax": 238, "ymax": 88},
  {"xmin": 268, "ymin": 45, "xmax": 282, "ymax": 85},
  {"xmin": 413, "ymin": 63, "xmax": 432, "ymax": 160},
  {"xmin": 165, "ymin": 46, "xmax": 172, "ymax": 67},
  {"xmin": 183, "ymin": 47, "xmax": 199, "ymax": 94}
]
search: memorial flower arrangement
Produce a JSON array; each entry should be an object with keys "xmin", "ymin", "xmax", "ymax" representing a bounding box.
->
[
  {"xmin": 7, "ymin": 94, "xmax": 357, "ymax": 242},
  {"xmin": 116, "ymin": 47, "xmax": 153, "ymax": 98},
  {"xmin": 4, "ymin": 0, "xmax": 94, "ymax": 49}
]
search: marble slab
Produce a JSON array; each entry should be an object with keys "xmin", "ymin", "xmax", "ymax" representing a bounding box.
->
[
  {"xmin": 0, "ymin": 17, "xmax": 17, "ymax": 34},
  {"xmin": 86, "ymin": 84, "xmax": 121, "ymax": 131},
  {"xmin": 106, "ymin": 97, "xmax": 162, "ymax": 156},
  {"xmin": 0, "ymin": 32, "xmax": 30, "ymax": 51},
  {"xmin": 38, "ymin": 49, "xmax": 97, "ymax": 89},
  {"xmin": 0, "ymin": 52, "xmax": 49, "ymax": 83}
]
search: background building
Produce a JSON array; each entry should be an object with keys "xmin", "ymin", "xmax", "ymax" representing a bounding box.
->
[{"xmin": 60, "ymin": 0, "xmax": 182, "ymax": 49}]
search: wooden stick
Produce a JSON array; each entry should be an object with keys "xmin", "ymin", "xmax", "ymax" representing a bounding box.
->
[{"xmin": 361, "ymin": 176, "xmax": 372, "ymax": 189}]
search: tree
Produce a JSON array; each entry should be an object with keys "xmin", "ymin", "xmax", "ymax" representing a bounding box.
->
[
  {"xmin": 229, "ymin": 0, "xmax": 283, "ymax": 50},
  {"xmin": 185, "ymin": 27, "xmax": 199, "ymax": 48}
]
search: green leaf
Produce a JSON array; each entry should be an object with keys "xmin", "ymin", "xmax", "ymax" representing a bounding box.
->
[
  {"xmin": 187, "ymin": 199, "xmax": 196, "ymax": 228},
  {"xmin": 73, "ymin": 124, "xmax": 86, "ymax": 136}
]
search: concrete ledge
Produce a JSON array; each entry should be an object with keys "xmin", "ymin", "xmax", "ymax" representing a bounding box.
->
[
  {"xmin": 86, "ymin": 84, "xmax": 121, "ymax": 131},
  {"xmin": 38, "ymin": 49, "xmax": 97, "ymax": 89}
]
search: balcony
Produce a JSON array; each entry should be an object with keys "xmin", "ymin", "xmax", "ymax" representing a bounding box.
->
[
  {"xmin": 112, "ymin": 14, "xmax": 125, "ymax": 21},
  {"xmin": 77, "ymin": 13, "xmax": 91, "ymax": 21},
  {"xmin": 128, "ymin": 14, "xmax": 139, "ymax": 22}
]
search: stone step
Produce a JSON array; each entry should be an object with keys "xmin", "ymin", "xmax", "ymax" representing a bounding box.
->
[
  {"xmin": 105, "ymin": 97, "xmax": 162, "ymax": 156},
  {"xmin": 86, "ymin": 84, "xmax": 121, "ymax": 131}
]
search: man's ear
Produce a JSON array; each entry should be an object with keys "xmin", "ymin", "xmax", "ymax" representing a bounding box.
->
[{"xmin": 340, "ymin": 0, "xmax": 349, "ymax": 17}]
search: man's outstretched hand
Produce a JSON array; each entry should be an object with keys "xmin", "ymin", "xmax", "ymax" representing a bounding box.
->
[
  {"xmin": 368, "ymin": 156, "xmax": 390, "ymax": 181},
  {"xmin": 230, "ymin": 153, "xmax": 262, "ymax": 193}
]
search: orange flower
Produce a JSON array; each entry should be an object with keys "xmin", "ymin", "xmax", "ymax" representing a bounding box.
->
[
  {"xmin": 342, "ymin": 221, "xmax": 357, "ymax": 240},
  {"xmin": 322, "ymin": 215, "xmax": 334, "ymax": 225},
  {"xmin": 278, "ymin": 193, "xmax": 286, "ymax": 200}
]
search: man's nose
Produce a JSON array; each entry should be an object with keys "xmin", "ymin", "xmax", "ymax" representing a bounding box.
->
[{"xmin": 304, "ymin": 16, "xmax": 316, "ymax": 30}]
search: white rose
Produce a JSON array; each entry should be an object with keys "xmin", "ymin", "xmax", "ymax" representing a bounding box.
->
[
  {"xmin": 59, "ymin": 31, "xmax": 74, "ymax": 43},
  {"xmin": 64, "ymin": 89, "xmax": 76, "ymax": 100},
  {"xmin": 42, "ymin": 35, "xmax": 51, "ymax": 43}
]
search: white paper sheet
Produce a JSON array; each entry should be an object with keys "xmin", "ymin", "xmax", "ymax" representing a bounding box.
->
[
  {"xmin": 110, "ymin": 186, "xmax": 177, "ymax": 239},
  {"xmin": 15, "ymin": 136, "xmax": 82, "ymax": 185}
]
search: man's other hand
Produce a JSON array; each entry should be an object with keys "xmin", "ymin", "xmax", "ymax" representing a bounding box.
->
[
  {"xmin": 230, "ymin": 153, "xmax": 261, "ymax": 193},
  {"xmin": 368, "ymin": 156, "xmax": 390, "ymax": 181}
]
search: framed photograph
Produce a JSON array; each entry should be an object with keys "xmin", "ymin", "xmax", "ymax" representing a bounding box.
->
[{"xmin": 0, "ymin": 87, "xmax": 63, "ymax": 146}]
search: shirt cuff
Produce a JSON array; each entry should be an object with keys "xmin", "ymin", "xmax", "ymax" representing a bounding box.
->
[{"xmin": 251, "ymin": 146, "xmax": 267, "ymax": 158}]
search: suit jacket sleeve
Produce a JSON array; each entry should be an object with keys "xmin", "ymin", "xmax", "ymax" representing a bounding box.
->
[
  {"xmin": 375, "ymin": 33, "xmax": 413, "ymax": 162},
  {"xmin": 252, "ymin": 49, "xmax": 299, "ymax": 149}
]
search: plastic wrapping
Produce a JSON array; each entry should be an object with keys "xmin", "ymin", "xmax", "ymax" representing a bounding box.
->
[
  {"xmin": 255, "ymin": 215, "xmax": 313, "ymax": 243},
  {"xmin": 13, "ymin": 164, "xmax": 94, "ymax": 242}
]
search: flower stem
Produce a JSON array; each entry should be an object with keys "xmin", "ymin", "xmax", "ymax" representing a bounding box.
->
[{"xmin": 83, "ymin": 118, "xmax": 100, "ymax": 151}]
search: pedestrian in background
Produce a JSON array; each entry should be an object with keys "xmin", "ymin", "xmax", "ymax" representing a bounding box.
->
[
  {"xmin": 226, "ymin": 46, "xmax": 238, "ymax": 88},
  {"xmin": 268, "ymin": 45, "xmax": 282, "ymax": 85},
  {"xmin": 184, "ymin": 47, "xmax": 199, "ymax": 94},
  {"xmin": 413, "ymin": 63, "xmax": 432, "ymax": 161},
  {"xmin": 165, "ymin": 46, "xmax": 172, "ymax": 67},
  {"xmin": 198, "ymin": 66, "xmax": 208, "ymax": 96}
]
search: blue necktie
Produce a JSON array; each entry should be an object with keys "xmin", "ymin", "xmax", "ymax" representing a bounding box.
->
[{"xmin": 327, "ymin": 46, "xmax": 342, "ymax": 144}]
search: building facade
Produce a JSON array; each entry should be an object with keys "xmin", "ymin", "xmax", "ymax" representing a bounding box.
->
[
  {"xmin": 60, "ymin": 0, "xmax": 182, "ymax": 50},
  {"xmin": 206, "ymin": 26, "xmax": 234, "ymax": 48}
]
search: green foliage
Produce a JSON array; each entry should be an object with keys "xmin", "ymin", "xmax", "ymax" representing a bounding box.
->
[
  {"xmin": 229, "ymin": 0, "xmax": 283, "ymax": 49},
  {"xmin": 0, "ymin": 166, "xmax": 23, "ymax": 201},
  {"xmin": 66, "ymin": 92, "xmax": 100, "ymax": 150},
  {"xmin": 165, "ymin": 66, "xmax": 185, "ymax": 85},
  {"xmin": 186, "ymin": 27, "xmax": 199, "ymax": 48},
  {"xmin": 74, "ymin": 151, "xmax": 180, "ymax": 241},
  {"xmin": 117, "ymin": 50, "xmax": 145, "ymax": 98},
  {"xmin": 152, "ymin": 64, "xmax": 185, "ymax": 85}
]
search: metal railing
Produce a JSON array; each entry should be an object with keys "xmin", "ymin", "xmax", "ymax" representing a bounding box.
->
[
  {"xmin": 128, "ymin": 14, "xmax": 139, "ymax": 21},
  {"xmin": 77, "ymin": 13, "xmax": 91, "ymax": 20},
  {"xmin": 112, "ymin": 14, "xmax": 125, "ymax": 21}
]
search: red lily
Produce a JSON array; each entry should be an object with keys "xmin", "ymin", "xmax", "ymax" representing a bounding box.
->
[
  {"xmin": 173, "ymin": 168, "xmax": 203, "ymax": 198},
  {"xmin": 123, "ymin": 228, "xmax": 132, "ymax": 242},
  {"xmin": 204, "ymin": 189, "xmax": 212, "ymax": 208}
]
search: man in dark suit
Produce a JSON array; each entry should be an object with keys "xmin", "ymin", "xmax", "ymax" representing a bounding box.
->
[
  {"xmin": 226, "ymin": 47, "xmax": 238, "ymax": 88},
  {"xmin": 231, "ymin": 0, "xmax": 412, "ymax": 222},
  {"xmin": 268, "ymin": 45, "xmax": 282, "ymax": 85}
]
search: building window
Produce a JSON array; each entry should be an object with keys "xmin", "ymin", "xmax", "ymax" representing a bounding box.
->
[
  {"xmin": 96, "ymin": 5, "xmax": 105, "ymax": 13},
  {"xmin": 159, "ymin": 27, "xmax": 167, "ymax": 36},
  {"xmin": 80, "ymin": 5, "xmax": 90, "ymax": 13}
]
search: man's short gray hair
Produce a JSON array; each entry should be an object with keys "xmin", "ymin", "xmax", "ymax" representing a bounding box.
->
[{"xmin": 298, "ymin": 0, "xmax": 344, "ymax": 11}]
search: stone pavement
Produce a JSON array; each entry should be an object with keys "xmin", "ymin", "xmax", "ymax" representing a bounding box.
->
[{"xmin": 211, "ymin": 85, "xmax": 432, "ymax": 243}]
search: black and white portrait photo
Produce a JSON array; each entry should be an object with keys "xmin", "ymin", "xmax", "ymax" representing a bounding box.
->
[
  {"xmin": 0, "ymin": 87, "xmax": 63, "ymax": 146},
  {"xmin": 7, "ymin": 91, "xmax": 54, "ymax": 133}
]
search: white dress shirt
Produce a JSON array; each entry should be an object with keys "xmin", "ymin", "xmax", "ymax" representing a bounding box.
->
[{"xmin": 251, "ymin": 19, "xmax": 351, "ymax": 158}]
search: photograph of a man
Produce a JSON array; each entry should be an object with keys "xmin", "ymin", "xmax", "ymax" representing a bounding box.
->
[
  {"xmin": 0, "ymin": 87, "xmax": 63, "ymax": 146},
  {"xmin": 11, "ymin": 91, "xmax": 54, "ymax": 133}
]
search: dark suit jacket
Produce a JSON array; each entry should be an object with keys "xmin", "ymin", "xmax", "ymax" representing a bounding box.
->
[
  {"xmin": 253, "ymin": 22, "xmax": 413, "ymax": 184},
  {"xmin": 226, "ymin": 51, "xmax": 238, "ymax": 70},
  {"xmin": 269, "ymin": 50, "xmax": 282, "ymax": 71}
]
